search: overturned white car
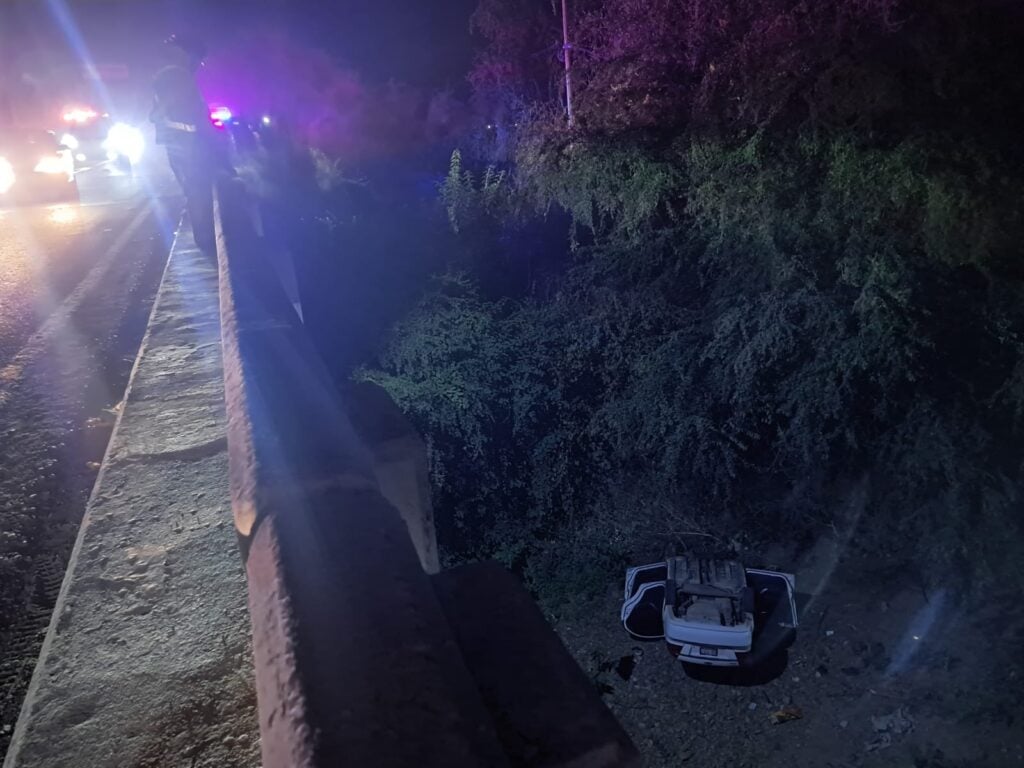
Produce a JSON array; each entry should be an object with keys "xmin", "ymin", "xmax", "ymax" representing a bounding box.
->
[{"xmin": 621, "ymin": 555, "xmax": 798, "ymax": 667}]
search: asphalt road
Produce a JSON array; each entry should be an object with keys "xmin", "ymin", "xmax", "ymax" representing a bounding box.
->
[{"xmin": 0, "ymin": 155, "xmax": 182, "ymax": 757}]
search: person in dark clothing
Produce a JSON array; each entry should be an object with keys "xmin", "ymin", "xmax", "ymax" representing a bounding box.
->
[{"xmin": 150, "ymin": 34, "xmax": 220, "ymax": 252}]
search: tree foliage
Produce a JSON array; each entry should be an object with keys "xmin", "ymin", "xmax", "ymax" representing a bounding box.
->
[{"xmin": 361, "ymin": 0, "xmax": 1024, "ymax": 603}]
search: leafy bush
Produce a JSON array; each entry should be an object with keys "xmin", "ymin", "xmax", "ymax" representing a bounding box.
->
[
  {"xmin": 358, "ymin": 0, "xmax": 1024, "ymax": 604},
  {"xmin": 439, "ymin": 149, "xmax": 508, "ymax": 235}
]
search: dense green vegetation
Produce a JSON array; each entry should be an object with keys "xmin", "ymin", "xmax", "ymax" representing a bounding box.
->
[{"xmin": 352, "ymin": 0, "xmax": 1024, "ymax": 603}]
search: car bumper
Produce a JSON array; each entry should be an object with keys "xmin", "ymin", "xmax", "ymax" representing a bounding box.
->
[{"xmin": 670, "ymin": 641, "xmax": 751, "ymax": 668}]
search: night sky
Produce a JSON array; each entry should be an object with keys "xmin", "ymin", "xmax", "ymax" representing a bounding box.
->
[
  {"xmin": 297, "ymin": 0, "xmax": 479, "ymax": 88},
  {"xmin": 2, "ymin": 0, "xmax": 480, "ymax": 90}
]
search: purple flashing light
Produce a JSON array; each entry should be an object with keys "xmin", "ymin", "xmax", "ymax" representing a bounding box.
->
[{"xmin": 210, "ymin": 106, "xmax": 233, "ymax": 128}]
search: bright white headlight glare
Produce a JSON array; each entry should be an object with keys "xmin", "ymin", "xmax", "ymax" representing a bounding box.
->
[
  {"xmin": 103, "ymin": 123, "xmax": 145, "ymax": 164},
  {"xmin": 0, "ymin": 158, "xmax": 15, "ymax": 194},
  {"xmin": 60, "ymin": 133, "xmax": 80, "ymax": 150},
  {"xmin": 34, "ymin": 155, "xmax": 69, "ymax": 175}
]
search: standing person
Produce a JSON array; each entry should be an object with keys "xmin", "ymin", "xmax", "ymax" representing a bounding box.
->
[{"xmin": 150, "ymin": 34, "xmax": 218, "ymax": 253}]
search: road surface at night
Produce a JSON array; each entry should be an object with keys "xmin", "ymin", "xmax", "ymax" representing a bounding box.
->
[{"xmin": 0, "ymin": 156, "xmax": 181, "ymax": 757}]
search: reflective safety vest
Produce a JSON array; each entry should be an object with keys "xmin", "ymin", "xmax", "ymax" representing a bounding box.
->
[{"xmin": 151, "ymin": 65, "xmax": 205, "ymax": 141}]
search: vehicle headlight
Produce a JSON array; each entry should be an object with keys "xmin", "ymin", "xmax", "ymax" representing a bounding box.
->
[
  {"xmin": 34, "ymin": 155, "xmax": 69, "ymax": 175},
  {"xmin": 60, "ymin": 133, "xmax": 80, "ymax": 150},
  {"xmin": 0, "ymin": 158, "xmax": 14, "ymax": 193},
  {"xmin": 103, "ymin": 123, "xmax": 145, "ymax": 164}
]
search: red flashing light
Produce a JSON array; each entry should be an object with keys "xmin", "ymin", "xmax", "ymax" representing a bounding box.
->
[{"xmin": 209, "ymin": 106, "xmax": 233, "ymax": 128}]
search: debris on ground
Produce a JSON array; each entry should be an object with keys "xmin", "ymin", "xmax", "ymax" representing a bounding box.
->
[
  {"xmin": 615, "ymin": 654, "xmax": 637, "ymax": 681},
  {"xmin": 769, "ymin": 705, "xmax": 803, "ymax": 724},
  {"xmin": 865, "ymin": 706, "xmax": 914, "ymax": 751},
  {"xmin": 871, "ymin": 706, "xmax": 914, "ymax": 735},
  {"xmin": 598, "ymin": 647, "xmax": 644, "ymax": 682}
]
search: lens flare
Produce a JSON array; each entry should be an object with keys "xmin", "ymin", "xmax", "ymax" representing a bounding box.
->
[
  {"xmin": 62, "ymin": 107, "xmax": 98, "ymax": 124},
  {"xmin": 34, "ymin": 156, "xmax": 70, "ymax": 175},
  {"xmin": 48, "ymin": 205, "xmax": 77, "ymax": 225},
  {"xmin": 103, "ymin": 123, "xmax": 145, "ymax": 164}
]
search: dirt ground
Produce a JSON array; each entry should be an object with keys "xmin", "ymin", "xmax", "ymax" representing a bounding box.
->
[{"xmin": 555, "ymin": 546, "xmax": 1024, "ymax": 768}]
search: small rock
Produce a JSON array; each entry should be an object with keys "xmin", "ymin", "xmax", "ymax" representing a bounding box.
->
[
  {"xmin": 839, "ymin": 720, "xmax": 849, "ymax": 729},
  {"xmin": 825, "ymin": 629, "xmax": 835, "ymax": 637},
  {"xmin": 747, "ymin": 702, "xmax": 758, "ymax": 711}
]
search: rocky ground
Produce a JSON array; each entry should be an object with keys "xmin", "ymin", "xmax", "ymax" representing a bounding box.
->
[
  {"xmin": 556, "ymin": 544, "xmax": 1024, "ymax": 768},
  {"xmin": 0, "ymin": 198, "xmax": 173, "ymax": 760}
]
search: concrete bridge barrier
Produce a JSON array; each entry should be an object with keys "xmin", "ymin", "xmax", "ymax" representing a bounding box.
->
[{"xmin": 5, "ymin": 175, "xmax": 639, "ymax": 768}]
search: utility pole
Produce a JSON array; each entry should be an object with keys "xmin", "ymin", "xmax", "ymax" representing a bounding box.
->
[{"xmin": 561, "ymin": 0, "xmax": 574, "ymax": 127}]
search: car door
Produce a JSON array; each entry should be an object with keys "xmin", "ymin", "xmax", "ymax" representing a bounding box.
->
[
  {"xmin": 745, "ymin": 568, "xmax": 798, "ymax": 657},
  {"xmin": 621, "ymin": 563, "xmax": 667, "ymax": 640}
]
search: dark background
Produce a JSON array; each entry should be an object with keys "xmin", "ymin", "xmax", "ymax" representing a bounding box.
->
[{"xmin": 1, "ymin": 0, "xmax": 479, "ymax": 89}]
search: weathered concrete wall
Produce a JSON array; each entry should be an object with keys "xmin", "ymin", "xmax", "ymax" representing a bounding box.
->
[
  {"xmin": 433, "ymin": 561, "xmax": 640, "ymax": 768},
  {"xmin": 216, "ymin": 177, "xmax": 637, "ymax": 768},
  {"xmin": 345, "ymin": 381, "xmax": 439, "ymax": 574},
  {"xmin": 215, "ymin": 179, "xmax": 508, "ymax": 767},
  {"xmin": 4, "ymin": 224, "xmax": 259, "ymax": 768}
]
